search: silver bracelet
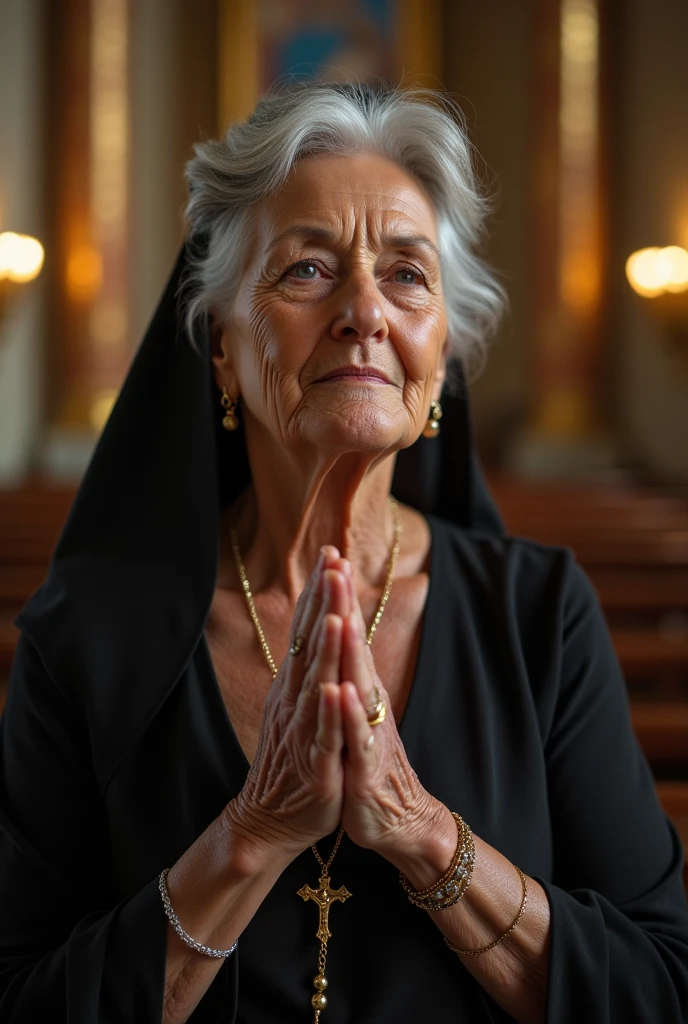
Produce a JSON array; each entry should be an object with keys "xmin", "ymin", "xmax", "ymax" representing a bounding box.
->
[{"xmin": 158, "ymin": 868, "xmax": 239, "ymax": 959}]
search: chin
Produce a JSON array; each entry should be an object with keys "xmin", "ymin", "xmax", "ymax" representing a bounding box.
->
[{"xmin": 297, "ymin": 400, "xmax": 410, "ymax": 453}]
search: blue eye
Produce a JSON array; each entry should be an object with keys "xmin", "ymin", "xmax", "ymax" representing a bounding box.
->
[
  {"xmin": 291, "ymin": 262, "xmax": 319, "ymax": 279},
  {"xmin": 394, "ymin": 267, "xmax": 421, "ymax": 285}
]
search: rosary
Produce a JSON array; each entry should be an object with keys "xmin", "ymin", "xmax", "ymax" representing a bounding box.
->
[
  {"xmin": 297, "ymin": 826, "xmax": 350, "ymax": 1021},
  {"xmin": 230, "ymin": 497, "xmax": 401, "ymax": 1022}
]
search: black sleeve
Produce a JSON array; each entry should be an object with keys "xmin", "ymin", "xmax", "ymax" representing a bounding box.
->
[
  {"xmin": 0, "ymin": 633, "xmax": 169, "ymax": 1022},
  {"xmin": 540, "ymin": 559, "xmax": 688, "ymax": 1022}
]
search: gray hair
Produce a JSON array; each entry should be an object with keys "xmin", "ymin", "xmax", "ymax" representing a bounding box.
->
[{"xmin": 183, "ymin": 82, "xmax": 505, "ymax": 382}]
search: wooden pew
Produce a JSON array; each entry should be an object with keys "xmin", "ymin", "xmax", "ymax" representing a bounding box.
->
[{"xmin": 489, "ymin": 475, "xmax": 688, "ymax": 698}]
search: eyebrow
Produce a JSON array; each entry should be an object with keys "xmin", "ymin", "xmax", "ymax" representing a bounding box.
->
[{"xmin": 266, "ymin": 226, "xmax": 441, "ymax": 261}]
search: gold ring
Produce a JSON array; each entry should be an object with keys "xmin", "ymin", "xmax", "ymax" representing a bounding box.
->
[
  {"xmin": 367, "ymin": 699, "xmax": 387, "ymax": 727},
  {"xmin": 289, "ymin": 636, "xmax": 305, "ymax": 656}
]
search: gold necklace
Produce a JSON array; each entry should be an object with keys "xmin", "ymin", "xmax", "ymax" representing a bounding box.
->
[{"xmin": 229, "ymin": 496, "xmax": 402, "ymax": 1023}]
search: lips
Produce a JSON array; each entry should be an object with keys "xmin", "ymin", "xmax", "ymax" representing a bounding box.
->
[{"xmin": 315, "ymin": 366, "xmax": 392, "ymax": 384}]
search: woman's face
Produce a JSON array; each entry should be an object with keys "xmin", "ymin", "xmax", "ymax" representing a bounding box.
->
[{"xmin": 214, "ymin": 152, "xmax": 448, "ymax": 455}]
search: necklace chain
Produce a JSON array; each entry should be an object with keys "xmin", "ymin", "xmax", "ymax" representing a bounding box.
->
[
  {"xmin": 229, "ymin": 495, "xmax": 401, "ymax": 681},
  {"xmin": 311, "ymin": 824, "xmax": 346, "ymax": 873}
]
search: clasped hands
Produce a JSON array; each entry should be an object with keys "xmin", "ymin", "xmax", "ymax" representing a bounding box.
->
[{"xmin": 228, "ymin": 546, "xmax": 447, "ymax": 872}]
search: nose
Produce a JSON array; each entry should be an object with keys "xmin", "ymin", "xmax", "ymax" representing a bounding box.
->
[{"xmin": 330, "ymin": 271, "xmax": 389, "ymax": 344}]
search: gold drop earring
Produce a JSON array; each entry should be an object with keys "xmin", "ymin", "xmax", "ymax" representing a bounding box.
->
[
  {"xmin": 423, "ymin": 399, "xmax": 442, "ymax": 438},
  {"xmin": 221, "ymin": 385, "xmax": 240, "ymax": 431}
]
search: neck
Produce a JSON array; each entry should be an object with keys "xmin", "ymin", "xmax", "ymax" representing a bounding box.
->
[{"xmin": 220, "ymin": 418, "xmax": 400, "ymax": 604}]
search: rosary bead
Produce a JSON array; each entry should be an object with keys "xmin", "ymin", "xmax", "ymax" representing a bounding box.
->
[
  {"xmin": 313, "ymin": 975, "xmax": 328, "ymax": 991},
  {"xmin": 311, "ymin": 992, "xmax": 328, "ymax": 1010}
]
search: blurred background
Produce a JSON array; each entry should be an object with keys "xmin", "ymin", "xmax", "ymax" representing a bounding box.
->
[{"xmin": 0, "ymin": 0, "xmax": 687, "ymax": 852}]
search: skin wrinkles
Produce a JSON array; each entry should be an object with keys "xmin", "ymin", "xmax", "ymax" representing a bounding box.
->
[
  {"xmin": 265, "ymin": 223, "xmax": 442, "ymax": 265},
  {"xmin": 212, "ymin": 152, "xmax": 447, "ymax": 598}
]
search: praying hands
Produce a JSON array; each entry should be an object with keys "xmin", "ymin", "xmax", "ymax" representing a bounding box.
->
[{"xmin": 226, "ymin": 545, "xmax": 443, "ymax": 869}]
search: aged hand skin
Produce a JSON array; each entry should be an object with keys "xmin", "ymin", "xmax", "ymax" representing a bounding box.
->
[
  {"xmin": 225, "ymin": 547, "xmax": 352, "ymax": 861},
  {"xmin": 316, "ymin": 564, "xmax": 445, "ymax": 857}
]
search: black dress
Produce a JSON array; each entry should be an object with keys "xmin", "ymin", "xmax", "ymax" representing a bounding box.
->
[
  {"xmin": 2, "ymin": 515, "xmax": 688, "ymax": 1022},
  {"xmin": 1, "ymin": 250, "xmax": 687, "ymax": 1022}
]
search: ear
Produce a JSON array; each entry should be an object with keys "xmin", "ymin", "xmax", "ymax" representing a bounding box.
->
[
  {"xmin": 210, "ymin": 314, "xmax": 240, "ymax": 398},
  {"xmin": 432, "ymin": 338, "xmax": 449, "ymax": 401}
]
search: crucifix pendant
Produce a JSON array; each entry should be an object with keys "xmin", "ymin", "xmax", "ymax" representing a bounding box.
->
[
  {"xmin": 297, "ymin": 872, "xmax": 352, "ymax": 1021},
  {"xmin": 298, "ymin": 872, "xmax": 352, "ymax": 944}
]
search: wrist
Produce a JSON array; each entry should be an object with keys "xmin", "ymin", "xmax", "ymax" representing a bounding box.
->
[
  {"xmin": 219, "ymin": 799, "xmax": 296, "ymax": 880},
  {"xmin": 164, "ymin": 804, "xmax": 295, "ymax": 965},
  {"xmin": 380, "ymin": 798, "xmax": 457, "ymax": 891}
]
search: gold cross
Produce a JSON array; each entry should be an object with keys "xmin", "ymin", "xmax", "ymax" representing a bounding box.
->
[{"xmin": 297, "ymin": 873, "xmax": 352, "ymax": 943}]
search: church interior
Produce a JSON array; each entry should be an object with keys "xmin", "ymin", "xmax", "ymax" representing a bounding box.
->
[{"xmin": 0, "ymin": 0, "xmax": 687, "ymax": 869}]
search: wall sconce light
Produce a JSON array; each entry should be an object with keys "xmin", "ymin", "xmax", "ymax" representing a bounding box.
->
[
  {"xmin": 0, "ymin": 231, "xmax": 45, "ymax": 335},
  {"xmin": 626, "ymin": 246, "xmax": 688, "ymax": 374}
]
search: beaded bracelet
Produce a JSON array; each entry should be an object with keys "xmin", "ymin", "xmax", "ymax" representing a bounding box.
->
[
  {"xmin": 444, "ymin": 864, "xmax": 528, "ymax": 956},
  {"xmin": 158, "ymin": 869, "xmax": 239, "ymax": 959},
  {"xmin": 399, "ymin": 812, "xmax": 475, "ymax": 912}
]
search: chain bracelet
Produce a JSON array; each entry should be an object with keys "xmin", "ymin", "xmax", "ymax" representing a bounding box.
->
[
  {"xmin": 399, "ymin": 812, "xmax": 476, "ymax": 912},
  {"xmin": 445, "ymin": 864, "xmax": 528, "ymax": 956},
  {"xmin": 159, "ymin": 869, "xmax": 239, "ymax": 959}
]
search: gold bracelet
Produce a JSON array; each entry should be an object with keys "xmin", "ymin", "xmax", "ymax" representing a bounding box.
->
[
  {"xmin": 399, "ymin": 812, "xmax": 475, "ymax": 912},
  {"xmin": 444, "ymin": 864, "xmax": 528, "ymax": 956}
]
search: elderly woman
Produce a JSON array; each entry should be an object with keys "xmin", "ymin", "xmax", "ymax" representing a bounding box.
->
[{"xmin": 1, "ymin": 83, "xmax": 687, "ymax": 1024}]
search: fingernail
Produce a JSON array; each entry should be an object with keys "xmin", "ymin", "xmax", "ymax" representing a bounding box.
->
[
  {"xmin": 365, "ymin": 734, "xmax": 375, "ymax": 750},
  {"xmin": 343, "ymin": 560, "xmax": 352, "ymax": 578}
]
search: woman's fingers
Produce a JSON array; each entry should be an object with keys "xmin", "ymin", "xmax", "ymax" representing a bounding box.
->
[
  {"xmin": 340, "ymin": 681, "xmax": 375, "ymax": 771},
  {"xmin": 283, "ymin": 547, "xmax": 339, "ymax": 703},
  {"xmin": 314, "ymin": 613, "xmax": 342, "ymax": 686},
  {"xmin": 294, "ymin": 612, "xmax": 344, "ymax": 775},
  {"xmin": 305, "ymin": 565, "xmax": 350, "ymax": 666},
  {"xmin": 293, "ymin": 546, "xmax": 339, "ymax": 647},
  {"xmin": 296, "ymin": 610, "xmax": 342, "ymax": 722},
  {"xmin": 341, "ymin": 610, "xmax": 382, "ymax": 719},
  {"xmin": 309, "ymin": 682, "xmax": 344, "ymax": 776},
  {"xmin": 343, "ymin": 564, "xmax": 368, "ymax": 640},
  {"xmin": 295, "ymin": 546, "xmax": 341, "ymax": 635}
]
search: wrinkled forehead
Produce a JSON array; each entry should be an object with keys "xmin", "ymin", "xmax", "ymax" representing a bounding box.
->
[{"xmin": 253, "ymin": 152, "xmax": 440, "ymax": 251}]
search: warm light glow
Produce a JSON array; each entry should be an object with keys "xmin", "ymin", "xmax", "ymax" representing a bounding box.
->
[
  {"xmin": 626, "ymin": 248, "xmax": 664, "ymax": 297},
  {"xmin": 659, "ymin": 246, "xmax": 688, "ymax": 293},
  {"xmin": 626, "ymin": 246, "xmax": 688, "ymax": 297},
  {"xmin": 0, "ymin": 232, "xmax": 44, "ymax": 283},
  {"xmin": 66, "ymin": 245, "xmax": 103, "ymax": 301}
]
